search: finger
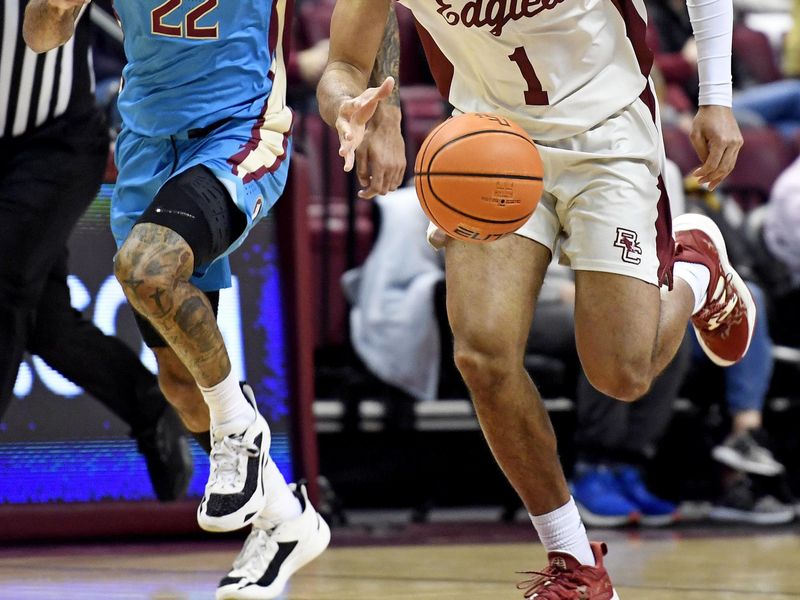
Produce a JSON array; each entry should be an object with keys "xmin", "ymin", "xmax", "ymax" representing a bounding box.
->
[
  {"xmin": 359, "ymin": 168, "xmax": 387, "ymax": 200},
  {"xmin": 352, "ymin": 78, "xmax": 395, "ymax": 125},
  {"xmin": 694, "ymin": 142, "xmax": 725, "ymax": 181},
  {"xmin": 706, "ymin": 145, "xmax": 740, "ymax": 191},
  {"xmin": 389, "ymin": 165, "xmax": 404, "ymax": 192},
  {"xmin": 342, "ymin": 147, "xmax": 355, "ymax": 172},
  {"xmin": 355, "ymin": 145, "xmax": 370, "ymax": 188}
]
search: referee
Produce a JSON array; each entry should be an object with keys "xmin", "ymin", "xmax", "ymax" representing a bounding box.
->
[{"xmin": 1, "ymin": 0, "xmax": 192, "ymax": 501}]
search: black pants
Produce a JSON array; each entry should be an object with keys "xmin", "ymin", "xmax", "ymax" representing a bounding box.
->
[
  {"xmin": 574, "ymin": 337, "xmax": 692, "ymax": 464},
  {"xmin": 0, "ymin": 112, "xmax": 163, "ymax": 432},
  {"xmin": 527, "ymin": 297, "xmax": 691, "ymax": 464}
]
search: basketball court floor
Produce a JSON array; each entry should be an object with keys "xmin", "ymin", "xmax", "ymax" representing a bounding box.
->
[{"xmin": 1, "ymin": 522, "xmax": 799, "ymax": 599}]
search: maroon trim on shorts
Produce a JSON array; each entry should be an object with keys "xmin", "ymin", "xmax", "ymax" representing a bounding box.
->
[
  {"xmin": 414, "ymin": 18, "xmax": 455, "ymax": 102},
  {"xmin": 611, "ymin": 0, "xmax": 675, "ymax": 287},
  {"xmin": 227, "ymin": 0, "xmax": 294, "ymax": 184},
  {"xmin": 655, "ymin": 175, "xmax": 674, "ymax": 288}
]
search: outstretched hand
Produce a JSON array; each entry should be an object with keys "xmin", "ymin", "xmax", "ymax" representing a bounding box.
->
[
  {"xmin": 336, "ymin": 77, "xmax": 395, "ymax": 173},
  {"xmin": 691, "ymin": 105, "xmax": 743, "ymax": 191}
]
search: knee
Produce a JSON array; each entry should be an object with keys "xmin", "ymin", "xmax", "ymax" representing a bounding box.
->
[
  {"xmin": 158, "ymin": 367, "xmax": 208, "ymax": 432},
  {"xmin": 453, "ymin": 336, "xmax": 520, "ymax": 400},
  {"xmin": 114, "ymin": 231, "xmax": 190, "ymax": 317},
  {"xmin": 583, "ymin": 361, "xmax": 652, "ymax": 403}
]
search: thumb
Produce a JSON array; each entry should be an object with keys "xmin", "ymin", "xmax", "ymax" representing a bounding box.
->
[{"xmin": 352, "ymin": 77, "xmax": 395, "ymax": 124}]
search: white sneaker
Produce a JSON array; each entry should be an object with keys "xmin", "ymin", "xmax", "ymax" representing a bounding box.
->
[
  {"xmin": 197, "ymin": 384, "xmax": 271, "ymax": 532},
  {"xmin": 216, "ymin": 483, "xmax": 331, "ymax": 599}
]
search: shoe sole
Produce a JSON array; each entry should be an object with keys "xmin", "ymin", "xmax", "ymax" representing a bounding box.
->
[
  {"xmin": 639, "ymin": 513, "xmax": 679, "ymax": 527},
  {"xmin": 673, "ymin": 213, "xmax": 757, "ymax": 367},
  {"xmin": 576, "ymin": 502, "xmax": 639, "ymax": 528},
  {"xmin": 611, "ymin": 590, "xmax": 621, "ymax": 600},
  {"xmin": 711, "ymin": 446, "xmax": 785, "ymax": 477},
  {"xmin": 198, "ymin": 416, "xmax": 272, "ymax": 533},
  {"xmin": 709, "ymin": 506, "xmax": 795, "ymax": 525},
  {"xmin": 217, "ymin": 514, "xmax": 332, "ymax": 599}
]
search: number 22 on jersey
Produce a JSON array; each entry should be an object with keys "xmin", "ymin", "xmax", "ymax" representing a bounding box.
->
[{"xmin": 151, "ymin": 0, "xmax": 219, "ymax": 39}]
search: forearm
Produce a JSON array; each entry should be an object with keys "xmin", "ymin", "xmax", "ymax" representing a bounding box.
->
[
  {"xmin": 686, "ymin": 0, "xmax": 733, "ymax": 107},
  {"xmin": 317, "ymin": 0, "xmax": 392, "ymax": 127},
  {"xmin": 318, "ymin": 62, "xmax": 371, "ymax": 127},
  {"xmin": 369, "ymin": 8, "xmax": 401, "ymax": 108},
  {"xmin": 23, "ymin": 0, "xmax": 80, "ymax": 53}
]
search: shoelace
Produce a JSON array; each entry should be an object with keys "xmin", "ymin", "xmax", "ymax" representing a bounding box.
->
[
  {"xmin": 697, "ymin": 273, "xmax": 743, "ymax": 334},
  {"xmin": 231, "ymin": 528, "xmax": 280, "ymax": 581},
  {"xmin": 209, "ymin": 434, "xmax": 260, "ymax": 491},
  {"xmin": 516, "ymin": 567, "xmax": 583, "ymax": 599}
]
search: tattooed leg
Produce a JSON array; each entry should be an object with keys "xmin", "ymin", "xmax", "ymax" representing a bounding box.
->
[{"xmin": 114, "ymin": 223, "xmax": 230, "ymax": 387}]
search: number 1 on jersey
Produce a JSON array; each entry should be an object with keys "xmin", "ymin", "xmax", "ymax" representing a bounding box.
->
[{"xmin": 508, "ymin": 47, "xmax": 550, "ymax": 106}]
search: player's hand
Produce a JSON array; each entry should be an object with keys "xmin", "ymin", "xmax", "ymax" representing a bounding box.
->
[
  {"xmin": 336, "ymin": 77, "xmax": 396, "ymax": 173},
  {"xmin": 355, "ymin": 104, "xmax": 405, "ymax": 199},
  {"xmin": 691, "ymin": 105, "xmax": 743, "ymax": 192}
]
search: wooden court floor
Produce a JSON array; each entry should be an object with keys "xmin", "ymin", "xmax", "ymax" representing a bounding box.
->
[{"xmin": 1, "ymin": 529, "xmax": 799, "ymax": 599}]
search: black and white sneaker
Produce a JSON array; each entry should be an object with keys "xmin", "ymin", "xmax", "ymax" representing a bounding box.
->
[
  {"xmin": 216, "ymin": 483, "xmax": 331, "ymax": 599},
  {"xmin": 197, "ymin": 384, "xmax": 271, "ymax": 532},
  {"xmin": 709, "ymin": 475, "xmax": 795, "ymax": 525},
  {"xmin": 712, "ymin": 430, "xmax": 785, "ymax": 477}
]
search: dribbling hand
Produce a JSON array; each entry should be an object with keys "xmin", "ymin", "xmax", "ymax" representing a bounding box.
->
[
  {"xmin": 691, "ymin": 105, "xmax": 743, "ymax": 191},
  {"xmin": 336, "ymin": 77, "xmax": 396, "ymax": 173}
]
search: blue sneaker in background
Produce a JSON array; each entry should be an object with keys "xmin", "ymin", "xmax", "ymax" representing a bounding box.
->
[
  {"xmin": 571, "ymin": 463, "xmax": 640, "ymax": 528},
  {"xmin": 615, "ymin": 465, "xmax": 679, "ymax": 527}
]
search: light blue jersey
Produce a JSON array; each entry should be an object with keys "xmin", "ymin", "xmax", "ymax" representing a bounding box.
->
[
  {"xmin": 115, "ymin": 0, "xmax": 290, "ymax": 137},
  {"xmin": 110, "ymin": 0, "xmax": 294, "ymax": 290}
]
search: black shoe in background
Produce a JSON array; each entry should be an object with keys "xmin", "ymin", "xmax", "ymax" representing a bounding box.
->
[
  {"xmin": 135, "ymin": 405, "xmax": 194, "ymax": 501},
  {"xmin": 709, "ymin": 473, "xmax": 795, "ymax": 525}
]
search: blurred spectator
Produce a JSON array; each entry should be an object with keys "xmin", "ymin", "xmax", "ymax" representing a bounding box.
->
[
  {"xmin": 763, "ymin": 155, "xmax": 800, "ymax": 348},
  {"xmin": 734, "ymin": 80, "xmax": 800, "ymax": 140},
  {"xmin": 682, "ymin": 182, "xmax": 794, "ymax": 524},
  {"xmin": 343, "ymin": 186, "xmax": 444, "ymax": 403}
]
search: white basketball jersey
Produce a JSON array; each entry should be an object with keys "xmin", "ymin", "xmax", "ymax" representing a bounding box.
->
[{"xmin": 399, "ymin": 0, "xmax": 654, "ymax": 141}]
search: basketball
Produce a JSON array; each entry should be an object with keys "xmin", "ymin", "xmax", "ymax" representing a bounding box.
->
[{"xmin": 414, "ymin": 113, "xmax": 544, "ymax": 243}]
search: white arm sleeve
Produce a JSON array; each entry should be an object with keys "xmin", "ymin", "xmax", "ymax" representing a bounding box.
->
[{"xmin": 686, "ymin": 0, "xmax": 734, "ymax": 107}]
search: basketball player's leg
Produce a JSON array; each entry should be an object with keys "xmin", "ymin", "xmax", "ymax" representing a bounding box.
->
[
  {"xmin": 114, "ymin": 164, "xmax": 273, "ymax": 531},
  {"xmin": 153, "ymin": 333, "xmax": 211, "ymax": 434},
  {"xmin": 446, "ymin": 235, "xmax": 570, "ymax": 515},
  {"xmin": 129, "ymin": 291, "xmax": 221, "ymax": 435},
  {"xmin": 574, "ymin": 271, "xmax": 695, "ymax": 401},
  {"xmin": 447, "ymin": 234, "xmax": 602, "ymax": 569}
]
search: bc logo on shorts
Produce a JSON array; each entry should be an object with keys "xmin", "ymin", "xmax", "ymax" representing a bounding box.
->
[{"xmin": 613, "ymin": 227, "xmax": 642, "ymax": 265}]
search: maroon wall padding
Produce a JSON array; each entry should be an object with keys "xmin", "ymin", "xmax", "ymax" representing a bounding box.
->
[
  {"xmin": 0, "ymin": 500, "xmax": 205, "ymax": 543},
  {"xmin": 276, "ymin": 154, "xmax": 321, "ymax": 505}
]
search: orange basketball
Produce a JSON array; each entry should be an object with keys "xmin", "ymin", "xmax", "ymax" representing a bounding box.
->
[{"xmin": 414, "ymin": 113, "xmax": 543, "ymax": 243}]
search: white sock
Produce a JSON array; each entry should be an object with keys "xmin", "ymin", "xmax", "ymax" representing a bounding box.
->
[
  {"xmin": 673, "ymin": 261, "xmax": 711, "ymax": 315},
  {"xmin": 253, "ymin": 460, "xmax": 302, "ymax": 528},
  {"xmin": 530, "ymin": 497, "xmax": 595, "ymax": 566},
  {"xmin": 199, "ymin": 369, "xmax": 254, "ymax": 431}
]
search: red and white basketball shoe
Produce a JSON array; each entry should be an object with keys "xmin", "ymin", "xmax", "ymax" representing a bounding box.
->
[
  {"xmin": 516, "ymin": 542, "xmax": 619, "ymax": 599},
  {"xmin": 673, "ymin": 213, "xmax": 756, "ymax": 366}
]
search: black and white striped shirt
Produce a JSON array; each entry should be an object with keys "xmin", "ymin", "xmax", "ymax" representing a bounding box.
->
[{"xmin": 1, "ymin": 0, "xmax": 95, "ymax": 139}]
